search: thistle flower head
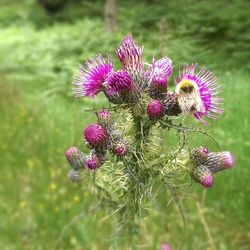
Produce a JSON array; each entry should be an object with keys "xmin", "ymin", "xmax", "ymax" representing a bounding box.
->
[
  {"xmin": 97, "ymin": 109, "xmax": 110, "ymax": 119},
  {"xmin": 113, "ymin": 141, "xmax": 128, "ymax": 156},
  {"xmin": 147, "ymin": 99, "xmax": 164, "ymax": 119},
  {"xmin": 85, "ymin": 153, "xmax": 102, "ymax": 170},
  {"xmin": 148, "ymin": 57, "xmax": 173, "ymax": 86},
  {"xmin": 96, "ymin": 109, "xmax": 112, "ymax": 124},
  {"xmin": 163, "ymin": 92, "xmax": 182, "ymax": 116},
  {"xmin": 68, "ymin": 169, "xmax": 82, "ymax": 182},
  {"xmin": 175, "ymin": 64, "xmax": 223, "ymax": 125},
  {"xmin": 204, "ymin": 151, "xmax": 235, "ymax": 173},
  {"xmin": 83, "ymin": 123, "xmax": 107, "ymax": 146},
  {"xmin": 106, "ymin": 70, "xmax": 132, "ymax": 92},
  {"xmin": 104, "ymin": 88, "xmax": 123, "ymax": 104},
  {"xmin": 73, "ymin": 54, "xmax": 113, "ymax": 97},
  {"xmin": 65, "ymin": 146, "xmax": 85, "ymax": 169},
  {"xmin": 116, "ymin": 34, "xmax": 143, "ymax": 71},
  {"xmin": 191, "ymin": 146, "xmax": 209, "ymax": 164},
  {"xmin": 192, "ymin": 165, "xmax": 213, "ymax": 188}
]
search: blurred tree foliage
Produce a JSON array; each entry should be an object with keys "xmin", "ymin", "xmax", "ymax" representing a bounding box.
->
[
  {"xmin": 0, "ymin": 0, "xmax": 250, "ymax": 69},
  {"xmin": 0, "ymin": 0, "xmax": 249, "ymax": 85}
]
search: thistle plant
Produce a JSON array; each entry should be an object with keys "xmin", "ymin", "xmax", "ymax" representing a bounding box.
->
[{"xmin": 65, "ymin": 35, "xmax": 235, "ymax": 248}]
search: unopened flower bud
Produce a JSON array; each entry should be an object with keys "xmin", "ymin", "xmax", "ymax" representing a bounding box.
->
[
  {"xmin": 85, "ymin": 153, "xmax": 102, "ymax": 170},
  {"xmin": 68, "ymin": 169, "xmax": 82, "ymax": 182},
  {"xmin": 83, "ymin": 123, "xmax": 107, "ymax": 147},
  {"xmin": 191, "ymin": 146, "xmax": 209, "ymax": 164},
  {"xmin": 204, "ymin": 151, "xmax": 235, "ymax": 173},
  {"xmin": 96, "ymin": 109, "xmax": 113, "ymax": 127},
  {"xmin": 192, "ymin": 165, "xmax": 213, "ymax": 188},
  {"xmin": 147, "ymin": 99, "xmax": 164, "ymax": 119},
  {"xmin": 113, "ymin": 140, "xmax": 128, "ymax": 156},
  {"xmin": 65, "ymin": 146, "xmax": 85, "ymax": 169},
  {"xmin": 163, "ymin": 92, "xmax": 182, "ymax": 116}
]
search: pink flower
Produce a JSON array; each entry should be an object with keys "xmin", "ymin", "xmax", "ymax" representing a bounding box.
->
[
  {"xmin": 161, "ymin": 243, "xmax": 171, "ymax": 250},
  {"xmin": 147, "ymin": 99, "xmax": 164, "ymax": 119},
  {"xmin": 148, "ymin": 57, "xmax": 173, "ymax": 86},
  {"xmin": 116, "ymin": 34, "xmax": 143, "ymax": 71},
  {"xmin": 83, "ymin": 123, "xmax": 107, "ymax": 146},
  {"xmin": 106, "ymin": 70, "xmax": 132, "ymax": 92},
  {"xmin": 175, "ymin": 64, "xmax": 223, "ymax": 125},
  {"xmin": 72, "ymin": 54, "xmax": 113, "ymax": 97}
]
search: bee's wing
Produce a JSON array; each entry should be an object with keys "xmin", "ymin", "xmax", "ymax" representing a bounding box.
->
[
  {"xmin": 178, "ymin": 93, "xmax": 195, "ymax": 113},
  {"xmin": 178, "ymin": 90, "xmax": 206, "ymax": 114},
  {"xmin": 193, "ymin": 90, "xmax": 206, "ymax": 113}
]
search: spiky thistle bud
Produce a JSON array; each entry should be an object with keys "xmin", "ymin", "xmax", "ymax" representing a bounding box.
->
[
  {"xmin": 85, "ymin": 152, "xmax": 102, "ymax": 170},
  {"xmin": 204, "ymin": 151, "xmax": 234, "ymax": 173},
  {"xmin": 147, "ymin": 99, "xmax": 164, "ymax": 119},
  {"xmin": 65, "ymin": 146, "xmax": 86, "ymax": 169},
  {"xmin": 191, "ymin": 146, "xmax": 209, "ymax": 165},
  {"xmin": 96, "ymin": 109, "xmax": 113, "ymax": 128},
  {"xmin": 104, "ymin": 89, "xmax": 123, "ymax": 104},
  {"xmin": 68, "ymin": 169, "xmax": 82, "ymax": 182},
  {"xmin": 83, "ymin": 123, "xmax": 107, "ymax": 147},
  {"xmin": 192, "ymin": 165, "xmax": 213, "ymax": 188},
  {"xmin": 113, "ymin": 140, "xmax": 129, "ymax": 156},
  {"xmin": 163, "ymin": 92, "xmax": 182, "ymax": 116}
]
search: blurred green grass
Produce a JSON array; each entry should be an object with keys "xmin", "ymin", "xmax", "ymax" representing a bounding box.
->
[{"xmin": 0, "ymin": 0, "xmax": 250, "ymax": 249}]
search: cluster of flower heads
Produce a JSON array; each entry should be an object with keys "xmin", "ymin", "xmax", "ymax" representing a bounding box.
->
[
  {"xmin": 65, "ymin": 109, "xmax": 129, "ymax": 181},
  {"xmin": 189, "ymin": 146, "xmax": 234, "ymax": 187},
  {"xmin": 72, "ymin": 34, "xmax": 223, "ymax": 124},
  {"xmin": 66, "ymin": 34, "xmax": 234, "ymax": 187}
]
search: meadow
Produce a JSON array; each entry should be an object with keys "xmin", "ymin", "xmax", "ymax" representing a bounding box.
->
[{"xmin": 0, "ymin": 1, "xmax": 249, "ymax": 249}]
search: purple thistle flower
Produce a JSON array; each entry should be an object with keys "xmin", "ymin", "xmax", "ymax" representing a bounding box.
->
[
  {"xmin": 147, "ymin": 99, "xmax": 164, "ymax": 119},
  {"xmin": 83, "ymin": 123, "xmax": 107, "ymax": 147},
  {"xmin": 72, "ymin": 54, "xmax": 113, "ymax": 97},
  {"xmin": 68, "ymin": 169, "xmax": 82, "ymax": 182},
  {"xmin": 192, "ymin": 165, "xmax": 214, "ymax": 188},
  {"xmin": 147, "ymin": 57, "xmax": 173, "ymax": 86},
  {"xmin": 116, "ymin": 34, "xmax": 143, "ymax": 71},
  {"xmin": 204, "ymin": 151, "xmax": 235, "ymax": 173},
  {"xmin": 106, "ymin": 70, "xmax": 132, "ymax": 92},
  {"xmin": 85, "ymin": 153, "xmax": 102, "ymax": 170},
  {"xmin": 65, "ymin": 146, "xmax": 85, "ymax": 169},
  {"xmin": 191, "ymin": 146, "xmax": 209, "ymax": 164},
  {"xmin": 175, "ymin": 63, "xmax": 223, "ymax": 125}
]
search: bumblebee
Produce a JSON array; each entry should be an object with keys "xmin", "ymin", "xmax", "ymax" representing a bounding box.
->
[{"xmin": 176, "ymin": 79, "xmax": 205, "ymax": 114}]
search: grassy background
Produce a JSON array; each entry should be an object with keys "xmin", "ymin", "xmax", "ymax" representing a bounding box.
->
[{"xmin": 0, "ymin": 0, "xmax": 249, "ymax": 249}]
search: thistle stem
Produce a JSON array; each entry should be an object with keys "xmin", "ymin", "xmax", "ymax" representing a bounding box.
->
[{"xmin": 122, "ymin": 109, "xmax": 152, "ymax": 249}]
